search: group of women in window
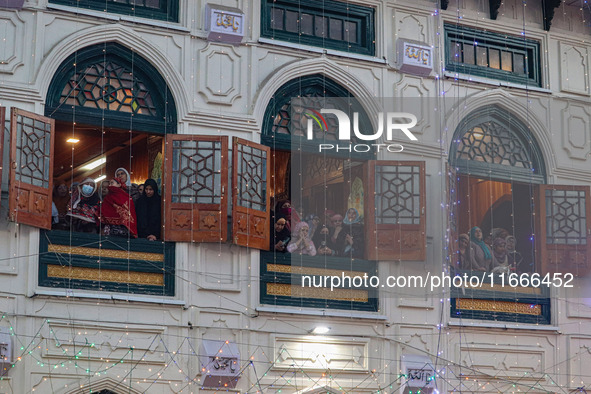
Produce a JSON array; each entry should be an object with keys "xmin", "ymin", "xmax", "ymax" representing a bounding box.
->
[
  {"xmin": 271, "ymin": 200, "xmax": 365, "ymax": 258},
  {"xmin": 457, "ymin": 226, "xmax": 531, "ymax": 274},
  {"xmin": 51, "ymin": 168, "xmax": 162, "ymax": 240}
]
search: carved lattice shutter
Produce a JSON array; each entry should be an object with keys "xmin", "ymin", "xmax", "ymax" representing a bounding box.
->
[
  {"xmin": 163, "ymin": 135, "xmax": 228, "ymax": 242},
  {"xmin": 232, "ymin": 138, "xmax": 271, "ymax": 250},
  {"xmin": 8, "ymin": 108, "xmax": 55, "ymax": 230},
  {"xmin": 538, "ymin": 185, "xmax": 591, "ymax": 277},
  {"xmin": 365, "ymin": 161, "xmax": 426, "ymax": 261}
]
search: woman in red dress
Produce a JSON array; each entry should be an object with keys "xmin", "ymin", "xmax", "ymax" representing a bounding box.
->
[{"xmin": 99, "ymin": 176, "xmax": 138, "ymax": 238}]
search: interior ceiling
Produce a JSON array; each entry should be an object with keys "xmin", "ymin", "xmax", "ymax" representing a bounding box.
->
[{"xmin": 53, "ymin": 120, "xmax": 144, "ymax": 179}]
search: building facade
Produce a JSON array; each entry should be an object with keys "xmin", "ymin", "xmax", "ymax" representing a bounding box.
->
[{"xmin": 0, "ymin": 0, "xmax": 591, "ymax": 392}]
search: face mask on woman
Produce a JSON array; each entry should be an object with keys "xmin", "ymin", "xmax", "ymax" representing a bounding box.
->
[{"xmin": 81, "ymin": 184, "xmax": 94, "ymax": 197}]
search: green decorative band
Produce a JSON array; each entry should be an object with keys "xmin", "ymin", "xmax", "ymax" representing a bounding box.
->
[
  {"xmin": 48, "ymin": 244, "xmax": 164, "ymax": 262},
  {"xmin": 47, "ymin": 265, "xmax": 164, "ymax": 286}
]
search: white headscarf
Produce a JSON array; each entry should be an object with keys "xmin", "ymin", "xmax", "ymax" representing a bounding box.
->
[{"xmin": 115, "ymin": 167, "xmax": 132, "ymax": 187}]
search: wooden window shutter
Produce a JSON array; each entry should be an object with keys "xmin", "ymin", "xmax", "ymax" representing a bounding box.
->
[
  {"xmin": 232, "ymin": 138, "xmax": 271, "ymax": 250},
  {"xmin": 538, "ymin": 185, "xmax": 591, "ymax": 277},
  {"xmin": 0, "ymin": 107, "xmax": 5, "ymax": 202},
  {"xmin": 163, "ymin": 135, "xmax": 228, "ymax": 242},
  {"xmin": 8, "ymin": 108, "xmax": 55, "ymax": 230},
  {"xmin": 365, "ymin": 161, "xmax": 426, "ymax": 261},
  {"xmin": 447, "ymin": 165, "xmax": 459, "ymax": 268}
]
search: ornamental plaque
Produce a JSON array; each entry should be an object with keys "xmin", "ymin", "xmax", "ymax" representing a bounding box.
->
[
  {"xmin": 397, "ymin": 40, "xmax": 433, "ymax": 76},
  {"xmin": 206, "ymin": 4, "xmax": 244, "ymax": 44}
]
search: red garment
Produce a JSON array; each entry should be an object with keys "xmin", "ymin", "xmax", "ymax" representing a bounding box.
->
[{"xmin": 100, "ymin": 185, "xmax": 138, "ymax": 237}]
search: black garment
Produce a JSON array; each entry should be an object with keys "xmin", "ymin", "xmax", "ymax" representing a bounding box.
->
[
  {"xmin": 135, "ymin": 179, "xmax": 162, "ymax": 239},
  {"xmin": 271, "ymin": 226, "xmax": 291, "ymax": 252},
  {"xmin": 313, "ymin": 225, "xmax": 337, "ymax": 255},
  {"xmin": 335, "ymin": 223, "xmax": 365, "ymax": 258}
]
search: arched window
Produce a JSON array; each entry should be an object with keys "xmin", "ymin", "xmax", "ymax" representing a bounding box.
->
[
  {"xmin": 450, "ymin": 106, "xmax": 545, "ymax": 184},
  {"xmin": 449, "ymin": 106, "xmax": 590, "ymax": 325},
  {"xmin": 30, "ymin": 43, "xmax": 178, "ymax": 296},
  {"xmin": 262, "ymin": 74, "xmax": 372, "ymax": 152},
  {"xmin": 46, "ymin": 43, "xmax": 177, "ymax": 133}
]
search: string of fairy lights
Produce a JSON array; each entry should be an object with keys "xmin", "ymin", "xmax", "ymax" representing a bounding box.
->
[
  {"xmin": 4, "ymin": 304, "xmax": 591, "ymax": 393},
  {"xmin": 3, "ymin": 0, "xmax": 591, "ymax": 392}
]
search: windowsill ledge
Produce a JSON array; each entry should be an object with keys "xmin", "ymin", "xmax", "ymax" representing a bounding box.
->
[
  {"xmin": 46, "ymin": 4, "xmax": 190, "ymax": 33},
  {"xmin": 256, "ymin": 305, "xmax": 387, "ymax": 320},
  {"xmin": 257, "ymin": 37, "xmax": 386, "ymax": 65},
  {"xmin": 33, "ymin": 289, "xmax": 186, "ymax": 306},
  {"xmin": 448, "ymin": 320, "xmax": 559, "ymax": 332},
  {"xmin": 443, "ymin": 71, "xmax": 552, "ymax": 94}
]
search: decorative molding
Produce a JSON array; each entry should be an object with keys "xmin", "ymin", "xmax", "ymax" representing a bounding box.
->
[
  {"xmin": 272, "ymin": 334, "xmax": 369, "ymax": 372},
  {"xmin": 456, "ymin": 342, "xmax": 546, "ymax": 380},
  {"xmin": 567, "ymin": 336, "xmax": 591, "ymax": 388},
  {"xmin": 198, "ymin": 244, "xmax": 241, "ymax": 291},
  {"xmin": 561, "ymin": 102, "xmax": 591, "ymax": 160},
  {"xmin": 199, "ymin": 44, "xmax": 241, "ymax": 105},
  {"xmin": 0, "ymin": 13, "xmax": 25, "ymax": 74},
  {"xmin": 559, "ymin": 42, "xmax": 590, "ymax": 96},
  {"xmin": 45, "ymin": 322, "xmax": 165, "ymax": 364},
  {"xmin": 395, "ymin": 13, "xmax": 427, "ymax": 43}
]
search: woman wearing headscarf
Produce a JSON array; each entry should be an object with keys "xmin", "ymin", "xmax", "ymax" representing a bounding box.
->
[
  {"xmin": 274, "ymin": 200, "xmax": 300, "ymax": 231},
  {"xmin": 135, "ymin": 179, "xmax": 161, "ymax": 240},
  {"xmin": 491, "ymin": 237, "xmax": 511, "ymax": 274},
  {"xmin": 100, "ymin": 176, "xmax": 138, "ymax": 238},
  {"xmin": 67, "ymin": 177, "xmax": 100, "ymax": 233},
  {"xmin": 287, "ymin": 221, "xmax": 316, "ymax": 256},
  {"xmin": 505, "ymin": 235, "xmax": 526, "ymax": 273},
  {"xmin": 52, "ymin": 181, "xmax": 70, "ymax": 230},
  {"xmin": 457, "ymin": 233, "xmax": 479, "ymax": 271},
  {"xmin": 98, "ymin": 180, "xmax": 110, "ymax": 201},
  {"xmin": 115, "ymin": 167, "xmax": 140, "ymax": 202},
  {"xmin": 270, "ymin": 217, "xmax": 291, "ymax": 252},
  {"xmin": 312, "ymin": 224, "xmax": 336, "ymax": 256},
  {"xmin": 336, "ymin": 208, "xmax": 364, "ymax": 258},
  {"xmin": 469, "ymin": 226, "xmax": 492, "ymax": 271},
  {"xmin": 305, "ymin": 214, "xmax": 321, "ymax": 239}
]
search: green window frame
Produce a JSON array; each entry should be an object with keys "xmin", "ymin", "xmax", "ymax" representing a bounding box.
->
[
  {"xmin": 49, "ymin": 0, "xmax": 178, "ymax": 22},
  {"xmin": 46, "ymin": 43, "xmax": 177, "ymax": 134},
  {"xmin": 39, "ymin": 230, "xmax": 176, "ymax": 296},
  {"xmin": 445, "ymin": 24, "xmax": 541, "ymax": 87},
  {"xmin": 261, "ymin": 0, "xmax": 375, "ymax": 56},
  {"xmin": 260, "ymin": 252, "xmax": 378, "ymax": 312}
]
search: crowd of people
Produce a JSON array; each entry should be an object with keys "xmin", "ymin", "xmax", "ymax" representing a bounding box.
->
[
  {"xmin": 456, "ymin": 226, "xmax": 532, "ymax": 274},
  {"xmin": 51, "ymin": 168, "xmax": 162, "ymax": 240},
  {"xmin": 270, "ymin": 200, "xmax": 365, "ymax": 258}
]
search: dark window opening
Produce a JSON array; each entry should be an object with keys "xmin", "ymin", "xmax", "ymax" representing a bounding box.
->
[
  {"xmin": 445, "ymin": 24, "xmax": 541, "ymax": 87},
  {"xmin": 261, "ymin": 0, "xmax": 375, "ymax": 56},
  {"xmin": 51, "ymin": 120, "xmax": 164, "ymax": 240}
]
